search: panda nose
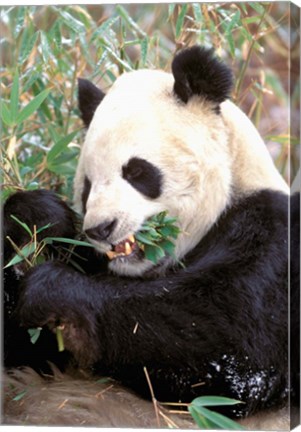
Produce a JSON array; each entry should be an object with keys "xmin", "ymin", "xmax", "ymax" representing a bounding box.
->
[{"xmin": 85, "ymin": 219, "xmax": 117, "ymax": 241}]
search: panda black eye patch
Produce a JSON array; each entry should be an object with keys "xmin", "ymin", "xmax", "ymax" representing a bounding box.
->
[
  {"xmin": 122, "ymin": 157, "xmax": 163, "ymax": 199},
  {"xmin": 82, "ymin": 176, "xmax": 91, "ymax": 213}
]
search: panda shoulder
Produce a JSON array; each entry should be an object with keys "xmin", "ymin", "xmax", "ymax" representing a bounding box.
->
[{"xmin": 220, "ymin": 100, "xmax": 289, "ymax": 194}]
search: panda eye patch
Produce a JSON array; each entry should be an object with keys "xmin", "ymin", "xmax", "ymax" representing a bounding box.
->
[
  {"xmin": 82, "ymin": 176, "xmax": 91, "ymax": 213},
  {"xmin": 122, "ymin": 157, "xmax": 163, "ymax": 199}
]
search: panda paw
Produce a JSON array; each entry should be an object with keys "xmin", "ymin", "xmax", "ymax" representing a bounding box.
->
[
  {"xmin": 16, "ymin": 261, "xmax": 101, "ymax": 365},
  {"xmin": 4, "ymin": 189, "xmax": 76, "ymax": 263}
]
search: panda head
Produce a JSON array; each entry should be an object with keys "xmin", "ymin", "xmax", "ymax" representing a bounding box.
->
[
  {"xmin": 74, "ymin": 47, "xmax": 234, "ymax": 276},
  {"xmin": 74, "ymin": 47, "xmax": 234, "ymax": 277}
]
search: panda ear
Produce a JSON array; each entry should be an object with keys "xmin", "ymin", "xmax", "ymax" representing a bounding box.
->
[
  {"xmin": 78, "ymin": 78, "xmax": 105, "ymax": 128},
  {"xmin": 171, "ymin": 46, "xmax": 233, "ymax": 108}
]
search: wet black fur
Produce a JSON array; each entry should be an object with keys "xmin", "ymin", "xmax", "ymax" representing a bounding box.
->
[{"xmin": 4, "ymin": 188, "xmax": 296, "ymax": 417}]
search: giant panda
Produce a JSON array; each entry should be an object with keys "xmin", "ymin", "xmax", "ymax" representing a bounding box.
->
[{"xmin": 3, "ymin": 46, "xmax": 298, "ymax": 427}]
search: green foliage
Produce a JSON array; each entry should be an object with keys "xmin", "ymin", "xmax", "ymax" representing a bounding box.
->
[
  {"xmin": 135, "ymin": 211, "xmax": 181, "ymax": 264},
  {"xmin": 188, "ymin": 396, "xmax": 245, "ymax": 430},
  {"xmin": 28, "ymin": 328, "xmax": 42, "ymax": 344},
  {"xmin": 0, "ymin": 3, "xmax": 297, "ymax": 204},
  {"xmin": 4, "ymin": 214, "xmax": 93, "ymax": 270}
]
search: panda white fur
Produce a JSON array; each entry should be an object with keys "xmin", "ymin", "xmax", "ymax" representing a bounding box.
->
[{"xmin": 3, "ymin": 46, "xmax": 298, "ymax": 426}]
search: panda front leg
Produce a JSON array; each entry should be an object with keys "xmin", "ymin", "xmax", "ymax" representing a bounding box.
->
[{"xmin": 16, "ymin": 260, "xmax": 286, "ymax": 418}]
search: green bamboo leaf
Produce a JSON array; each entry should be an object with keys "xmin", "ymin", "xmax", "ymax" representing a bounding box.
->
[
  {"xmin": 0, "ymin": 101, "xmax": 13, "ymax": 126},
  {"xmin": 189, "ymin": 406, "xmax": 220, "ymax": 429},
  {"xmin": 191, "ymin": 396, "xmax": 243, "ymax": 407},
  {"xmin": 189, "ymin": 405, "xmax": 245, "ymax": 430},
  {"xmin": 242, "ymin": 16, "xmax": 262, "ymax": 25},
  {"xmin": 13, "ymin": 7, "xmax": 26, "ymax": 38},
  {"xmin": 40, "ymin": 31, "xmax": 52, "ymax": 63},
  {"xmin": 16, "ymin": 88, "xmax": 50, "ymax": 124},
  {"xmin": 50, "ymin": 19, "xmax": 62, "ymax": 51},
  {"xmin": 46, "ymin": 161, "xmax": 77, "ymax": 176},
  {"xmin": 140, "ymin": 38, "xmax": 148, "ymax": 67},
  {"xmin": 44, "ymin": 237, "xmax": 95, "ymax": 247},
  {"xmin": 4, "ymin": 243, "xmax": 36, "ymax": 268},
  {"xmin": 10, "ymin": 70, "xmax": 19, "ymax": 124},
  {"xmin": 12, "ymin": 390, "xmax": 27, "ymax": 402},
  {"xmin": 249, "ymin": 2, "xmax": 265, "ymax": 14},
  {"xmin": 10, "ymin": 214, "xmax": 32, "ymax": 236},
  {"xmin": 158, "ymin": 239, "xmax": 176, "ymax": 258},
  {"xmin": 58, "ymin": 9, "xmax": 86, "ymax": 34},
  {"xmin": 168, "ymin": 4, "xmax": 176, "ymax": 19},
  {"xmin": 23, "ymin": 69, "xmax": 40, "ymax": 93},
  {"xmin": 105, "ymin": 70, "xmax": 117, "ymax": 83},
  {"xmin": 36, "ymin": 222, "xmax": 54, "ymax": 234},
  {"xmin": 116, "ymin": 5, "xmax": 146, "ymax": 37},
  {"xmin": 28, "ymin": 328, "xmax": 42, "ymax": 344},
  {"xmin": 176, "ymin": 4, "xmax": 188, "ymax": 39},
  {"xmin": 19, "ymin": 30, "xmax": 38, "ymax": 64},
  {"xmin": 47, "ymin": 130, "xmax": 79, "ymax": 163},
  {"xmin": 144, "ymin": 244, "xmax": 165, "ymax": 263},
  {"xmin": 226, "ymin": 10, "xmax": 241, "ymax": 33},
  {"xmin": 135, "ymin": 232, "xmax": 158, "ymax": 246},
  {"xmin": 192, "ymin": 3, "xmax": 202, "ymax": 22},
  {"xmin": 227, "ymin": 32, "xmax": 235, "ymax": 57},
  {"xmin": 91, "ymin": 16, "xmax": 120, "ymax": 41}
]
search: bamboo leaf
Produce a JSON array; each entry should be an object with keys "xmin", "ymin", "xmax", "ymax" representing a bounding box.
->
[
  {"xmin": 116, "ymin": 5, "xmax": 146, "ymax": 37},
  {"xmin": 19, "ymin": 30, "xmax": 38, "ymax": 64},
  {"xmin": 140, "ymin": 38, "xmax": 148, "ymax": 67},
  {"xmin": 0, "ymin": 101, "xmax": 13, "ymax": 126},
  {"xmin": 4, "ymin": 243, "xmax": 36, "ymax": 268},
  {"xmin": 168, "ymin": 4, "xmax": 176, "ymax": 19},
  {"xmin": 28, "ymin": 327, "xmax": 42, "ymax": 344},
  {"xmin": 10, "ymin": 70, "xmax": 19, "ymax": 124},
  {"xmin": 40, "ymin": 31, "xmax": 52, "ymax": 63},
  {"xmin": 12, "ymin": 390, "xmax": 27, "ymax": 402},
  {"xmin": 191, "ymin": 396, "xmax": 243, "ymax": 407},
  {"xmin": 189, "ymin": 406, "xmax": 221, "ymax": 429},
  {"xmin": 47, "ymin": 130, "xmax": 79, "ymax": 163},
  {"xmin": 192, "ymin": 3, "xmax": 202, "ymax": 22},
  {"xmin": 176, "ymin": 4, "xmax": 188, "ymax": 39},
  {"xmin": 189, "ymin": 405, "xmax": 245, "ymax": 430},
  {"xmin": 136, "ymin": 232, "xmax": 158, "ymax": 246},
  {"xmin": 58, "ymin": 9, "xmax": 86, "ymax": 34},
  {"xmin": 10, "ymin": 214, "xmax": 32, "ymax": 236},
  {"xmin": 226, "ymin": 10, "xmax": 241, "ymax": 33},
  {"xmin": 16, "ymin": 88, "xmax": 50, "ymax": 124},
  {"xmin": 44, "ymin": 237, "xmax": 95, "ymax": 247},
  {"xmin": 144, "ymin": 244, "xmax": 165, "ymax": 263},
  {"xmin": 249, "ymin": 2, "xmax": 265, "ymax": 14}
]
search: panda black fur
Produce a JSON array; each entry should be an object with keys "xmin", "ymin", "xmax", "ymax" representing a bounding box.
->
[{"xmin": 3, "ymin": 46, "xmax": 297, "ymax": 422}]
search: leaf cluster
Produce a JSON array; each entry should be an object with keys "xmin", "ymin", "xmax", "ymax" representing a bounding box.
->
[
  {"xmin": 5, "ymin": 214, "xmax": 93, "ymax": 271},
  {"xmin": 188, "ymin": 396, "xmax": 245, "ymax": 430},
  {"xmin": 135, "ymin": 211, "xmax": 181, "ymax": 264}
]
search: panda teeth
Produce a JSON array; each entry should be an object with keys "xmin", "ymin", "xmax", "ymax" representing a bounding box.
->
[
  {"xmin": 125, "ymin": 241, "xmax": 132, "ymax": 256},
  {"xmin": 106, "ymin": 250, "xmax": 119, "ymax": 260},
  {"xmin": 128, "ymin": 234, "xmax": 135, "ymax": 243},
  {"xmin": 106, "ymin": 237, "xmax": 136, "ymax": 260}
]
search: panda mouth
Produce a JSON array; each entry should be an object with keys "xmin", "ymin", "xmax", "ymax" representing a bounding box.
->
[{"xmin": 106, "ymin": 235, "xmax": 143, "ymax": 261}]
